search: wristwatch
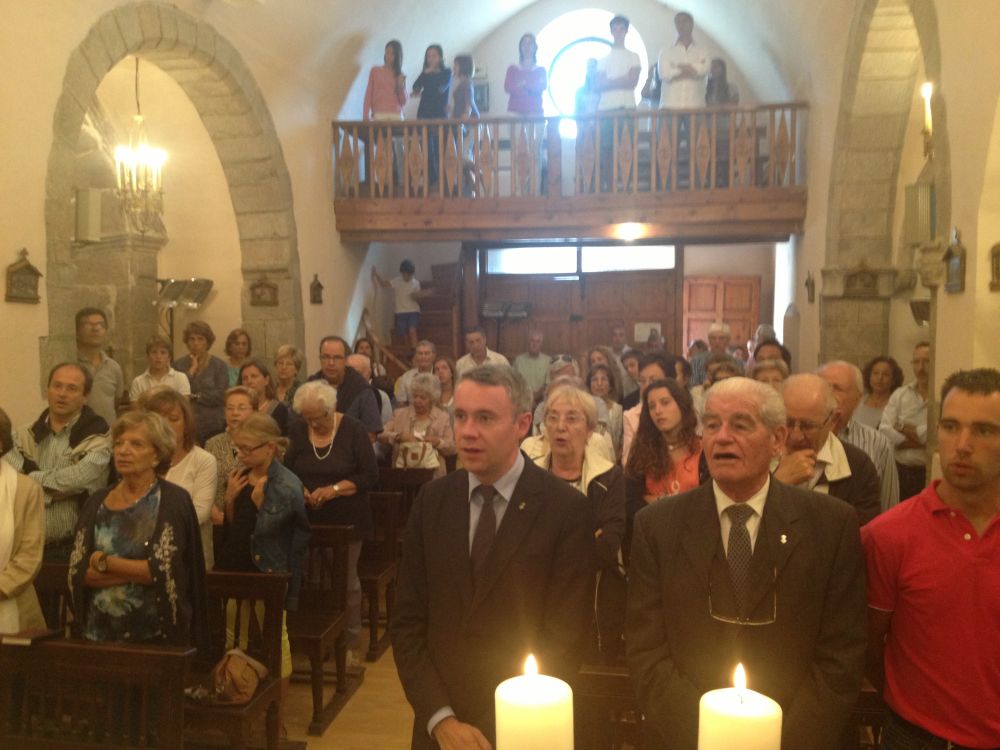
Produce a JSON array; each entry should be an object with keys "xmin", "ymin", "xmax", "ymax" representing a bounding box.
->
[
  {"xmin": 96, "ymin": 553, "xmax": 109, "ymax": 573},
  {"xmin": 332, "ymin": 483, "xmax": 341, "ymax": 497}
]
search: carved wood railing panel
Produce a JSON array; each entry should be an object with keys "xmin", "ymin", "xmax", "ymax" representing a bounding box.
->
[{"xmin": 333, "ymin": 103, "xmax": 807, "ymax": 200}]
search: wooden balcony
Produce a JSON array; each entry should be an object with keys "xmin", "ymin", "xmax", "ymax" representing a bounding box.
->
[{"xmin": 332, "ymin": 103, "xmax": 808, "ymax": 243}]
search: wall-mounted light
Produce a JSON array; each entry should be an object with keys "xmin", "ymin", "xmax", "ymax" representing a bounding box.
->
[
  {"xmin": 613, "ymin": 222, "xmax": 645, "ymax": 242},
  {"xmin": 920, "ymin": 82, "xmax": 934, "ymax": 159}
]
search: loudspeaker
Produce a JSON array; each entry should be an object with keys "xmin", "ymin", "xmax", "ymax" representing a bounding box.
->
[{"xmin": 75, "ymin": 188, "xmax": 102, "ymax": 242}]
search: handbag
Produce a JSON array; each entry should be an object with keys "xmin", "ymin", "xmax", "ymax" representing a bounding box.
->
[
  {"xmin": 394, "ymin": 440, "xmax": 440, "ymax": 470},
  {"xmin": 210, "ymin": 648, "xmax": 269, "ymax": 704}
]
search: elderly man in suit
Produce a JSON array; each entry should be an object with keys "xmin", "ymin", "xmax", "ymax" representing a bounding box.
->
[
  {"xmin": 627, "ymin": 377, "xmax": 866, "ymax": 750},
  {"xmin": 391, "ymin": 365, "xmax": 595, "ymax": 750}
]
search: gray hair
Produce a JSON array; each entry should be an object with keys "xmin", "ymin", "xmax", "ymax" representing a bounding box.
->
[
  {"xmin": 544, "ymin": 384, "xmax": 598, "ymax": 430},
  {"xmin": 546, "ymin": 354, "xmax": 579, "ymax": 382},
  {"xmin": 410, "ymin": 371, "xmax": 442, "ymax": 401},
  {"xmin": 458, "ymin": 365, "xmax": 533, "ymax": 415},
  {"xmin": 293, "ymin": 379, "xmax": 339, "ymax": 415},
  {"xmin": 274, "ymin": 344, "xmax": 303, "ymax": 371},
  {"xmin": 706, "ymin": 377, "xmax": 786, "ymax": 431},
  {"xmin": 415, "ymin": 339, "xmax": 437, "ymax": 354},
  {"xmin": 751, "ymin": 358, "xmax": 790, "ymax": 381},
  {"xmin": 784, "ymin": 373, "xmax": 837, "ymax": 416},
  {"xmin": 817, "ymin": 360, "xmax": 864, "ymax": 396},
  {"xmin": 111, "ymin": 410, "xmax": 176, "ymax": 475},
  {"xmin": 347, "ymin": 353, "xmax": 372, "ymax": 379}
]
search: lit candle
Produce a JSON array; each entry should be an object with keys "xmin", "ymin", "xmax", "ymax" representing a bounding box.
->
[
  {"xmin": 921, "ymin": 82, "xmax": 933, "ymax": 136},
  {"xmin": 495, "ymin": 655, "xmax": 573, "ymax": 750},
  {"xmin": 698, "ymin": 664, "xmax": 782, "ymax": 750}
]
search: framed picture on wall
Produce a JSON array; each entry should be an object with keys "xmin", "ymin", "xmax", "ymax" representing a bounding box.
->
[{"xmin": 474, "ymin": 82, "xmax": 489, "ymax": 114}]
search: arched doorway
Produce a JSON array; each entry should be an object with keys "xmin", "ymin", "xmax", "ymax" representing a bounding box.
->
[
  {"xmin": 820, "ymin": 0, "xmax": 950, "ymax": 365},
  {"xmin": 42, "ymin": 2, "xmax": 303, "ymax": 378}
]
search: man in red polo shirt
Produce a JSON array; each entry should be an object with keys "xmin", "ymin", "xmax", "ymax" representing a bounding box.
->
[{"xmin": 863, "ymin": 368, "xmax": 1000, "ymax": 749}]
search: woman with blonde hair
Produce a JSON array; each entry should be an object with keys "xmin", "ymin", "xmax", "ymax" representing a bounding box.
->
[
  {"xmin": 522, "ymin": 384, "xmax": 625, "ymax": 660},
  {"xmin": 215, "ymin": 413, "xmax": 310, "ymax": 715},
  {"xmin": 273, "ymin": 345, "xmax": 304, "ymax": 406},
  {"xmin": 205, "ymin": 386, "xmax": 259, "ymax": 531}
]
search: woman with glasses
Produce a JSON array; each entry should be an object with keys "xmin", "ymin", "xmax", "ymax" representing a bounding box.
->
[
  {"xmin": 624, "ymin": 378, "xmax": 705, "ymax": 530},
  {"xmin": 240, "ymin": 359, "xmax": 290, "ymax": 435},
  {"xmin": 378, "ymin": 373, "xmax": 454, "ymax": 478},
  {"xmin": 587, "ymin": 362, "xmax": 624, "ymax": 460},
  {"xmin": 286, "ymin": 380, "xmax": 378, "ymax": 661},
  {"xmin": 205, "ymin": 386, "xmax": 259, "ymax": 536},
  {"xmin": 215, "ymin": 413, "xmax": 310, "ymax": 719},
  {"xmin": 137, "ymin": 386, "xmax": 219, "ymax": 569},
  {"xmin": 273, "ymin": 345, "xmax": 304, "ymax": 406},
  {"xmin": 523, "ymin": 384, "xmax": 626, "ymax": 661}
]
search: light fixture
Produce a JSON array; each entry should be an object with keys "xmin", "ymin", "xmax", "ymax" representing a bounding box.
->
[
  {"xmin": 114, "ymin": 56, "xmax": 167, "ymax": 234},
  {"xmin": 613, "ymin": 222, "xmax": 645, "ymax": 242},
  {"xmin": 920, "ymin": 81, "xmax": 933, "ymax": 159}
]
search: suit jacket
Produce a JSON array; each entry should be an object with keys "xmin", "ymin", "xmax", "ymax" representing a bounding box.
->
[
  {"xmin": 391, "ymin": 456, "xmax": 596, "ymax": 749},
  {"xmin": 626, "ymin": 480, "xmax": 866, "ymax": 750},
  {"xmin": 827, "ymin": 440, "xmax": 881, "ymax": 526}
]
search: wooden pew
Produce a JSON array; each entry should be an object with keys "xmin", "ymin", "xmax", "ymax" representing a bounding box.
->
[
  {"xmin": 375, "ymin": 468, "xmax": 436, "ymax": 536},
  {"xmin": 184, "ymin": 571, "xmax": 289, "ymax": 750},
  {"xmin": 358, "ymin": 490, "xmax": 404, "ymax": 662},
  {"xmin": 287, "ymin": 524, "xmax": 362, "ymax": 736},
  {"xmin": 0, "ymin": 638, "xmax": 194, "ymax": 749}
]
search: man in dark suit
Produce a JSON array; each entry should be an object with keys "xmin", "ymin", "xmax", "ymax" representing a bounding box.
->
[
  {"xmin": 627, "ymin": 377, "xmax": 866, "ymax": 750},
  {"xmin": 392, "ymin": 365, "xmax": 595, "ymax": 750},
  {"xmin": 775, "ymin": 373, "xmax": 882, "ymax": 526}
]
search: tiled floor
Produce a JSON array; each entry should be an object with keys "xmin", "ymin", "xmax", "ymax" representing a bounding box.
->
[{"xmin": 283, "ymin": 644, "xmax": 413, "ymax": 749}]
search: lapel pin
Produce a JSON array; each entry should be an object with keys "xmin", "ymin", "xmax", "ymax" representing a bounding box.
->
[
  {"xmin": 780, "ymin": 534, "xmax": 788, "ymax": 544},
  {"xmin": 518, "ymin": 502, "xmax": 526, "ymax": 511}
]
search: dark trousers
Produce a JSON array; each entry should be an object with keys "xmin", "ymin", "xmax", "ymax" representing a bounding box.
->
[
  {"xmin": 882, "ymin": 710, "xmax": 999, "ymax": 750},
  {"xmin": 896, "ymin": 462, "xmax": 927, "ymax": 502}
]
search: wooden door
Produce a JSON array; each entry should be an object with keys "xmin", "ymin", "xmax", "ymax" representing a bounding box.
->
[
  {"xmin": 481, "ymin": 265, "xmax": 684, "ymax": 360},
  {"xmin": 683, "ymin": 276, "xmax": 760, "ymax": 351}
]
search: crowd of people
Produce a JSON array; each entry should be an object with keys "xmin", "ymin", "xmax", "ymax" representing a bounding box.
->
[
  {"xmin": 1, "ymin": 301, "xmax": 997, "ymax": 750},
  {"xmin": 361, "ymin": 11, "xmax": 739, "ymax": 126}
]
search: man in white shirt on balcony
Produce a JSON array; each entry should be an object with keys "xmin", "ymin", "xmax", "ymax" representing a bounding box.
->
[
  {"xmin": 658, "ymin": 11, "xmax": 709, "ymax": 109},
  {"xmin": 596, "ymin": 15, "xmax": 641, "ymax": 192}
]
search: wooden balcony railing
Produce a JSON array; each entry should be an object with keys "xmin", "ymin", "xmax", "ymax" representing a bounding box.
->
[{"xmin": 332, "ymin": 103, "xmax": 808, "ymax": 241}]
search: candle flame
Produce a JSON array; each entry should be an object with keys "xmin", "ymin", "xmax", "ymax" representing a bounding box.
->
[
  {"xmin": 920, "ymin": 82, "xmax": 934, "ymax": 101},
  {"xmin": 524, "ymin": 654, "xmax": 538, "ymax": 676},
  {"xmin": 733, "ymin": 663, "xmax": 747, "ymax": 691}
]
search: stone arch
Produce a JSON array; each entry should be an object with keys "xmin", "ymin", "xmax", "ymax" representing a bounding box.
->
[
  {"xmin": 43, "ymin": 1, "xmax": 302, "ymax": 376},
  {"xmin": 820, "ymin": 0, "xmax": 950, "ymax": 363}
]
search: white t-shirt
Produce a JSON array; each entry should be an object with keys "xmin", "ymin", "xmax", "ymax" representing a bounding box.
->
[
  {"xmin": 129, "ymin": 367, "xmax": 192, "ymax": 402},
  {"xmin": 597, "ymin": 47, "xmax": 641, "ymax": 111},
  {"xmin": 391, "ymin": 276, "xmax": 421, "ymax": 314}
]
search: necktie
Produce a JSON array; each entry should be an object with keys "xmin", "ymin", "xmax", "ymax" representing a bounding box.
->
[
  {"xmin": 470, "ymin": 485, "xmax": 497, "ymax": 586},
  {"xmin": 726, "ymin": 503, "xmax": 755, "ymax": 613}
]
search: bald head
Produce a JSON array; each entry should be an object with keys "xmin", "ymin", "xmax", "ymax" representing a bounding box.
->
[
  {"xmin": 347, "ymin": 353, "xmax": 372, "ymax": 380},
  {"xmin": 782, "ymin": 373, "xmax": 836, "ymax": 452},
  {"xmin": 818, "ymin": 361, "xmax": 864, "ymax": 432}
]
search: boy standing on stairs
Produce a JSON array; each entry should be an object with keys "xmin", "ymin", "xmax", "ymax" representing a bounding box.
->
[{"xmin": 372, "ymin": 259, "xmax": 433, "ymax": 349}]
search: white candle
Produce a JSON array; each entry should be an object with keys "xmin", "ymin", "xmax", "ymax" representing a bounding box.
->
[
  {"xmin": 921, "ymin": 82, "xmax": 933, "ymax": 135},
  {"xmin": 495, "ymin": 655, "xmax": 573, "ymax": 750},
  {"xmin": 698, "ymin": 664, "xmax": 782, "ymax": 750}
]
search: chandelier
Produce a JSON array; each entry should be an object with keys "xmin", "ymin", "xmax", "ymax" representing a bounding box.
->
[{"xmin": 114, "ymin": 57, "xmax": 167, "ymax": 234}]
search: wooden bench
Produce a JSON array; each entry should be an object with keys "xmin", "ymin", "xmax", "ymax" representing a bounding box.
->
[
  {"xmin": 358, "ymin": 490, "xmax": 404, "ymax": 662},
  {"xmin": 375, "ymin": 468, "xmax": 436, "ymax": 536},
  {"xmin": 32, "ymin": 562, "xmax": 71, "ymax": 633},
  {"xmin": 184, "ymin": 571, "xmax": 289, "ymax": 750},
  {"xmin": 0, "ymin": 638, "xmax": 194, "ymax": 749},
  {"xmin": 287, "ymin": 524, "xmax": 363, "ymax": 736}
]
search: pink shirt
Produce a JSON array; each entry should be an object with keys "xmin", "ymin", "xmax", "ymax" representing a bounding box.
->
[
  {"xmin": 363, "ymin": 66, "xmax": 406, "ymax": 119},
  {"xmin": 862, "ymin": 481, "xmax": 1000, "ymax": 746},
  {"xmin": 504, "ymin": 64, "xmax": 547, "ymax": 115}
]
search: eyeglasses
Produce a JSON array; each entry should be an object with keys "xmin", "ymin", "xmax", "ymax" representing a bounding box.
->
[
  {"xmin": 708, "ymin": 568, "xmax": 777, "ymax": 626},
  {"xmin": 544, "ymin": 412, "xmax": 586, "ymax": 428},
  {"xmin": 320, "ymin": 354, "xmax": 345, "ymax": 362},
  {"xmin": 225, "ymin": 404, "xmax": 253, "ymax": 413},
  {"xmin": 234, "ymin": 442, "xmax": 267, "ymax": 455},
  {"xmin": 785, "ymin": 414, "xmax": 831, "ymax": 434}
]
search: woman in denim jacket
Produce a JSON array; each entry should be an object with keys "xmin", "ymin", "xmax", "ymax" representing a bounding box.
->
[{"xmin": 215, "ymin": 412, "xmax": 310, "ymax": 717}]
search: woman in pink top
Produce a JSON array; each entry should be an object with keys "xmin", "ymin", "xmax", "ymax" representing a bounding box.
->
[
  {"xmin": 363, "ymin": 40, "xmax": 407, "ymax": 120},
  {"xmin": 504, "ymin": 33, "xmax": 547, "ymax": 116}
]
